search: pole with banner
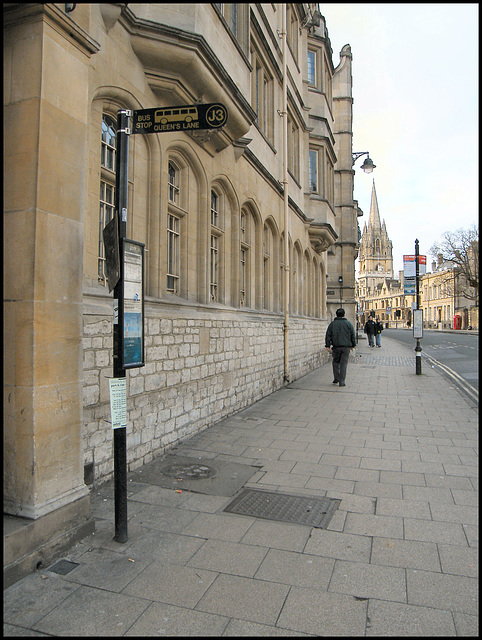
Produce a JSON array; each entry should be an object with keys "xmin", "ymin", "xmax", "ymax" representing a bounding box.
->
[
  {"xmin": 104, "ymin": 101, "xmax": 227, "ymax": 543},
  {"xmin": 112, "ymin": 108, "xmax": 130, "ymax": 543}
]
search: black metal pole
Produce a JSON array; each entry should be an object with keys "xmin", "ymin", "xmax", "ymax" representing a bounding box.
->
[
  {"xmin": 113, "ymin": 109, "xmax": 130, "ymax": 543},
  {"xmin": 415, "ymin": 239, "xmax": 422, "ymax": 375}
]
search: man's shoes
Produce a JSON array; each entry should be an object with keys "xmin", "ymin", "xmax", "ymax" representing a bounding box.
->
[
  {"xmin": 332, "ymin": 379, "xmax": 339, "ymax": 384},
  {"xmin": 339, "ymin": 382, "xmax": 346, "ymax": 387}
]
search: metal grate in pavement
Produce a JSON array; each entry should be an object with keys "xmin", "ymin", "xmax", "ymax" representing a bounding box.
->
[
  {"xmin": 224, "ymin": 489, "xmax": 340, "ymax": 528},
  {"xmin": 48, "ymin": 559, "xmax": 79, "ymax": 575}
]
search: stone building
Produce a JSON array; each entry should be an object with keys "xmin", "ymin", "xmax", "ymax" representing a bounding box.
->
[
  {"xmin": 357, "ymin": 181, "xmax": 393, "ymax": 299},
  {"xmin": 356, "ymin": 181, "xmax": 408, "ymax": 325},
  {"xmin": 422, "ymin": 256, "xmax": 477, "ymax": 330},
  {"xmin": 4, "ymin": 3, "xmax": 360, "ymax": 581}
]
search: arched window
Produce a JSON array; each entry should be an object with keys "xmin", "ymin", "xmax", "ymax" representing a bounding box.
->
[
  {"xmin": 167, "ymin": 213, "xmax": 180, "ymax": 294},
  {"xmin": 304, "ymin": 250, "xmax": 312, "ymax": 316},
  {"xmin": 168, "ymin": 161, "xmax": 180, "ymax": 205},
  {"xmin": 210, "ymin": 189, "xmax": 225, "ymax": 302},
  {"xmin": 263, "ymin": 223, "xmax": 272, "ymax": 310},
  {"xmin": 240, "ymin": 209, "xmax": 250, "ymax": 306},
  {"xmin": 292, "ymin": 242, "xmax": 303, "ymax": 315},
  {"xmin": 166, "ymin": 157, "xmax": 189, "ymax": 296},
  {"xmin": 98, "ymin": 114, "xmax": 116, "ymax": 283}
]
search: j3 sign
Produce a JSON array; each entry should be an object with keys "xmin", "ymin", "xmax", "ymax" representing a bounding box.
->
[{"xmin": 132, "ymin": 103, "xmax": 228, "ymax": 135}]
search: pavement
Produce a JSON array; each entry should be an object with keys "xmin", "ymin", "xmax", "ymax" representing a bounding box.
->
[{"xmin": 3, "ymin": 334, "xmax": 478, "ymax": 636}]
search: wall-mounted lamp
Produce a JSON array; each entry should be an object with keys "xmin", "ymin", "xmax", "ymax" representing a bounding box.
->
[
  {"xmin": 352, "ymin": 151, "xmax": 376, "ymax": 173},
  {"xmin": 338, "ymin": 276, "xmax": 343, "ymax": 284},
  {"xmin": 65, "ymin": 3, "xmax": 76, "ymax": 13}
]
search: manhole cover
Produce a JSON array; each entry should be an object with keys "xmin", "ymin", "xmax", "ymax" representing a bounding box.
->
[
  {"xmin": 224, "ymin": 489, "xmax": 340, "ymax": 528},
  {"xmin": 129, "ymin": 455, "xmax": 258, "ymax": 496},
  {"xmin": 48, "ymin": 559, "xmax": 79, "ymax": 575},
  {"xmin": 163, "ymin": 463, "xmax": 216, "ymax": 480}
]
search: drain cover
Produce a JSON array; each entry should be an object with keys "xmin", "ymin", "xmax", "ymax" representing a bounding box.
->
[
  {"xmin": 163, "ymin": 462, "xmax": 216, "ymax": 479},
  {"xmin": 224, "ymin": 489, "xmax": 340, "ymax": 528},
  {"xmin": 129, "ymin": 455, "xmax": 258, "ymax": 496},
  {"xmin": 48, "ymin": 559, "xmax": 79, "ymax": 575}
]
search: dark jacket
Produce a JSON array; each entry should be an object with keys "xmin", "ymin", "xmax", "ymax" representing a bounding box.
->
[
  {"xmin": 375, "ymin": 321, "xmax": 383, "ymax": 334},
  {"xmin": 364, "ymin": 319, "xmax": 376, "ymax": 335},
  {"xmin": 325, "ymin": 317, "xmax": 356, "ymax": 349}
]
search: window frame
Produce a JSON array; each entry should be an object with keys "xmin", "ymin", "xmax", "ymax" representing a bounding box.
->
[
  {"xmin": 263, "ymin": 223, "xmax": 272, "ymax": 310},
  {"xmin": 213, "ymin": 3, "xmax": 249, "ymax": 55},
  {"xmin": 166, "ymin": 212, "xmax": 180, "ymax": 294},
  {"xmin": 307, "ymin": 49, "xmax": 317, "ymax": 87},
  {"xmin": 240, "ymin": 209, "xmax": 250, "ymax": 307},
  {"xmin": 210, "ymin": 189, "xmax": 225, "ymax": 303},
  {"xmin": 98, "ymin": 113, "xmax": 117, "ymax": 284},
  {"xmin": 168, "ymin": 161, "xmax": 180, "ymax": 205},
  {"xmin": 309, "ymin": 148, "xmax": 319, "ymax": 193},
  {"xmin": 250, "ymin": 42, "xmax": 274, "ymax": 142},
  {"xmin": 286, "ymin": 4, "xmax": 299, "ymax": 62},
  {"xmin": 287, "ymin": 110, "xmax": 300, "ymax": 181}
]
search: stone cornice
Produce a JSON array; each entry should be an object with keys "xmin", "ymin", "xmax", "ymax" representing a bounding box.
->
[
  {"xmin": 308, "ymin": 222, "xmax": 338, "ymax": 253},
  {"xmin": 3, "ymin": 3, "xmax": 101, "ymax": 56}
]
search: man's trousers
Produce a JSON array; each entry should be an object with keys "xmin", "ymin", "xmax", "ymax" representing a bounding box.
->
[{"xmin": 331, "ymin": 346, "xmax": 351, "ymax": 384}]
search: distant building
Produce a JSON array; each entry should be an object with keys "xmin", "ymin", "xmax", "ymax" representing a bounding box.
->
[
  {"xmin": 423, "ymin": 256, "xmax": 477, "ymax": 330},
  {"xmin": 356, "ymin": 182, "xmax": 413, "ymax": 326},
  {"xmin": 356, "ymin": 183, "xmax": 478, "ymax": 330}
]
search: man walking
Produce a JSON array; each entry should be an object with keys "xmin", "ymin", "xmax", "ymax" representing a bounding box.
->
[
  {"xmin": 325, "ymin": 308, "xmax": 356, "ymax": 387},
  {"xmin": 364, "ymin": 317, "xmax": 376, "ymax": 347}
]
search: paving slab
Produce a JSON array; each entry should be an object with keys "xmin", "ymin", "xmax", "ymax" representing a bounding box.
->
[
  {"xmin": 329, "ymin": 560, "xmax": 407, "ymax": 602},
  {"xmin": 195, "ymin": 574, "xmax": 289, "ymax": 625},
  {"xmin": 371, "ymin": 537, "xmax": 441, "ymax": 571},
  {"xmin": 437, "ymin": 544, "xmax": 478, "ymax": 578},
  {"xmin": 32, "ymin": 586, "xmax": 150, "ymax": 636},
  {"xmin": 186, "ymin": 539, "xmax": 268, "ymax": 577},
  {"xmin": 276, "ymin": 587, "xmax": 367, "ymax": 636},
  {"xmin": 3, "ymin": 573, "xmax": 81, "ymax": 629},
  {"xmin": 254, "ymin": 548, "xmax": 335, "ymax": 589},
  {"xmin": 124, "ymin": 602, "xmax": 229, "ymax": 636},
  {"xmin": 303, "ymin": 529, "xmax": 372, "ymax": 562},
  {"xmin": 343, "ymin": 512, "xmax": 404, "ymax": 538},
  {"xmin": 366, "ymin": 600, "xmax": 456, "ymax": 636},
  {"xmin": 404, "ymin": 518, "xmax": 469, "ymax": 545},
  {"xmin": 222, "ymin": 618, "xmax": 311, "ymax": 636},
  {"xmin": 123, "ymin": 561, "xmax": 218, "ymax": 608},
  {"xmin": 407, "ymin": 568, "xmax": 478, "ymax": 614},
  {"xmin": 240, "ymin": 517, "xmax": 313, "ymax": 552}
]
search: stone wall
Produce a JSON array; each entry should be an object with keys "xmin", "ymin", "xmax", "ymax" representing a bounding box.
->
[{"xmin": 82, "ymin": 294, "xmax": 330, "ymax": 484}]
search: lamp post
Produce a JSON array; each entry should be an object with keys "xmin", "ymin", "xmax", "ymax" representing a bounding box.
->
[
  {"xmin": 414, "ymin": 239, "xmax": 422, "ymax": 375},
  {"xmin": 352, "ymin": 151, "xmax": 376, "ymax": 173}
]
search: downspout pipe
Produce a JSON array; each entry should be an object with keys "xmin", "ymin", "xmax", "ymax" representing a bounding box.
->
[{"xmin": 281, "ymin": 9, "xmax": 290, "ymax": 383}]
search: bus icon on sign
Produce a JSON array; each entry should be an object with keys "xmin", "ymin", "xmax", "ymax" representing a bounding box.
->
[{"xmin": 154, "ymin": 106, "xmax": 198, "ymax": 125}]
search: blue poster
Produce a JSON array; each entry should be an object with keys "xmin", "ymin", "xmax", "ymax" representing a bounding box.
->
[
  {"xmin": 124, "ymin": 312, "xmax": 142, "ymax": 366},
  {"xmin": 122, "ymin": 239, "xmax": 144, "ymax": 368}
]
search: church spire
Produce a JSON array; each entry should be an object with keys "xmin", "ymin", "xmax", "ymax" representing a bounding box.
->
[{"xmin": 368, "ymin": 180, "xmax": 381, "ymax": 231}]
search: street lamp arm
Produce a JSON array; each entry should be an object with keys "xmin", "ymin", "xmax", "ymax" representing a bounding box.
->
[
  {"xmin": 352, "ymin": 151, "xmax": 370, "ymax": 164},
  {"xmin": 352, "ymin": 151, "xmax": 376, "ymax": 173}
]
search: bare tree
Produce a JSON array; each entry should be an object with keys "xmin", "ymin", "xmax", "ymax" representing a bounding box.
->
[{"xmin": 430, "ymin": 225, "xmax": 479, "ymax": 304}]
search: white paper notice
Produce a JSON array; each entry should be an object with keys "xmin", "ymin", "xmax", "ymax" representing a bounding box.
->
[{"xmin": 109, "ymin": 378, "xmax": 127, "ymax": 429}]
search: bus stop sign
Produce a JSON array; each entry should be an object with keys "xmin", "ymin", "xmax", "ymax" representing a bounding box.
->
[{"xmin": 132, "ymin": 103, "xmax": 227, "ymax": 135}]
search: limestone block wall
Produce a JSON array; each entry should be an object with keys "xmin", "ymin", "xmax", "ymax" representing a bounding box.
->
[{"xmin": 82, "ymin": 295, "xmax": 329, "ymax": 483}]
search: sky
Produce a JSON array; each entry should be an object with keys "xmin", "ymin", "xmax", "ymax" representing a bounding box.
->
[{"xmin": 319, "ymin": 3, "xmax": 478, "ymax": 275}]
